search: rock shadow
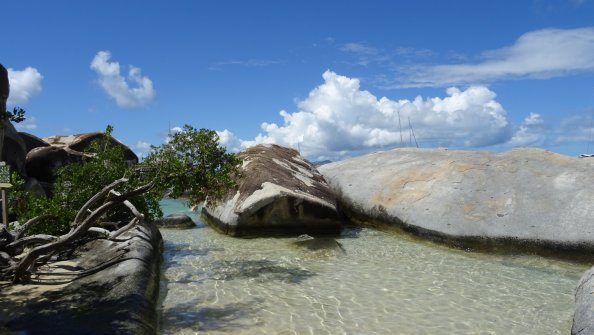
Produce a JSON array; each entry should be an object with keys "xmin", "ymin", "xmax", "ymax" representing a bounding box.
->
[
  {"xmin": 161, "ymin": 298, "xmax": 264, "ymax": 333},
  {"xmin": 208, "ymin": 259, "xmax": 315, "ymax": 284},
  {"xmin": 4, "ymin": 276, "xmax": 156, "ymax": 334}
]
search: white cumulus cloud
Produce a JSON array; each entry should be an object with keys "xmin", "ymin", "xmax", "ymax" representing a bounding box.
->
[
  {"xmin": 506, "ymin": 113, "xmax": 548, "ymax": 147},
  {"xmin": 133, "ymin": 140, "xmax": 152, "ymax": 158},
  {"xmin": 225, "ymin": 71, "xmax": 523, "ymax": 160},
  {"xmin": 90, "ymin": 51, "xmax": 156, "ymax": 108},
  {"xmin": 216, "ymin": 129, "xmax": 244, "ymax": 153},
  {"xmin": 402, "ymin": 27, "xmax": 594, "ymax": 87},
  {"xmin": 7, "ymin": 67, "xmax": 43, "ymax": 105}
]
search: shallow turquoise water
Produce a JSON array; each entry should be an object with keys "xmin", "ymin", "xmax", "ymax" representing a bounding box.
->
[{"xmin": 158, "ymin": 198, "xmax": 588, "ymax": 334}]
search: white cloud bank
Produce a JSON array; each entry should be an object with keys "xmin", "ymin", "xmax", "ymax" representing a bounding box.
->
[
  {"xmin": 219, "ymin": 71, "xmax": 539, "ymax": 160},
  {"xmin": 7, "ymin": 67, "xmax": 43, "ymax": 105},
  {"xmin": 402, "ymin": 27, "xmax": 594, "ymax": 87},
  {"xmin": 90, "ymin": 51, "xmax": 156, "ymax": 108}
]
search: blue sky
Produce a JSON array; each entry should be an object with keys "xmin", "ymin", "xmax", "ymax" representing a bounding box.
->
[{"xmin": 3, "ymin": 0, "xmax": 594, "ymax": 160}]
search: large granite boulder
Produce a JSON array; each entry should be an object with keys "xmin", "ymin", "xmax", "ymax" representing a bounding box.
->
[
  {"xmin": 0, "ymin": 64, "xmax": 27, "ymax": 177},
  {"xmin": 25, "ymin": 132, "xmax": 138, "ymax": 184},
  {"xmin": 0, "ymin": 120, "xmax": 27, "ymax": 177},
  {"xmin": 319, "ymin": 147, "xmax": 594, "ymax": 251},
  {"xmin": 202, "ymin": 144, "xmax": 341, "ymax": 236},
  {"xmin": 1, "ymin": 222, "xmax": 163, "ymax": 334},
  {"xmin": 44, "ymin": 132, "xmax": 138, "ymax": 163},
  {"xmin": 19, "ymin": 131, "xmax": 50, "ymax": 153},
  {"xmin": 26, "ymin": 146, "xmax": 86, "ymax": 183}
]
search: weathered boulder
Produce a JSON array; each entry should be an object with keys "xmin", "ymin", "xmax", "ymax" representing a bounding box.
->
[
  {"xmin": 202, "ymin": 144, "xmax": 341, "ymax": 236},
  {"xmin": 155, "ymin": 213, "xmax": 196, "ymax": 229},
  {"xmin": 44, "ymin": 132, "xmax": 138, "ymax": 163},
  {"xmin": 0, "ymin": 64, "xmax": 27, "ymax": 177},
  {"xmin": 25, "ymin": 146, "xmax": 85, "ymax": 183},
  {"xmin": 25, "ymin": 132, "xmax": 137, "ymax": 184},
  {"xmin": 0, "ymin": 64, "xmax": 7, "ymax": 115},
  {"xmin": 19, "ymin": 131, "xmax": 50, "ymax": 153},
  {"xmin": 573, "ymin": 266, "xmax": 594, "ymax": 334},
  {"xmin": 0, "ymin": 120, "xmax": 27, "ymax": 176},
  {"xmin": 1, "ymin": 222, "xmax": 163, "ymax": 334},
  {"xmin": 319, "ymin": 147, "xmax": 594, "ymax": 251}
]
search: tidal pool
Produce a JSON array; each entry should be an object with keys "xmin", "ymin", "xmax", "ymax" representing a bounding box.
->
[{"xmin": 158, "ymin": 198, "xmax": 588, "ymax": 334}]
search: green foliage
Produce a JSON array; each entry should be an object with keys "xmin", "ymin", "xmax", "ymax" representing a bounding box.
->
[
  {"xmin": 2, "ymin": 107, "xmax": 26, "ymax": 124},
  {"xmin": 9, "ymin": 126, "xmax": 162, "ymax": 235},
  {"xmin": 142, "ymin": 124, "xmax": 241, "ymax": 206},
  {"xmin": 52, "ymin": 125, "xmax": 162, "ymax": 226},
  {"xmin": 8, "ymin": 172, "xmax": 67, "ymax": 235},
  {"xmin": 8, "ymin": 124, "xmax": 241, "ymax": 236}
]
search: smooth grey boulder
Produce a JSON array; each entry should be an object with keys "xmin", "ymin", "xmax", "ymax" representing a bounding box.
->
[
  {"xmin": 202, "ymin": 144, "xmax": 341, "ymax": 236},
  {"xmin": 155, "ymin": 213, "xmax": 196, "ymax": 229},
  {"xmin": 2, "ymin": 222, "xmax": 163, "ymax": 334},
  {"xmin": 319, "ymin": 147, "xmax": 594, "ymax": 251},
  {"xmin": 573, "ymin": 266, "xmax": 594, "ymax": 335}
]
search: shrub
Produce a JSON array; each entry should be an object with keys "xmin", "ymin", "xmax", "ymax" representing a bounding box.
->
[{"xmin": 8, "ymin": 124, "xmax": 240, "ymax": 236}]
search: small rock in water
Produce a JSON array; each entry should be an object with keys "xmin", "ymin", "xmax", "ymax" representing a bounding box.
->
[{"xmin": 155, "ymin": 214, "xmax": 196, "ymax": 229}]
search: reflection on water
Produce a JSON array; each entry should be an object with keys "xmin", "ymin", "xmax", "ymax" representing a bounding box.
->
[{"xmin": 158, "ymin": 198, "xmax": 587, "ymax": 335}]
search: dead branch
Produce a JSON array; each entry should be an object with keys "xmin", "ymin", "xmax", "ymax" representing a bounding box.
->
[
  {"xmin": 108, "ymin": 189, "xmax": 145, "ymax": 239},
  {"xmin": 14, "ymin": 215, "xmax": 54, "ymax": 240},
  {"xmin": 87, "ymin": 227, "xmax": 112, "ymax": 236},
  {"xmin": 73, "ymin": 178, "xmax": 128, "ymax": 228},
  {"xmin": 5, "ymin": 235, "xmax": 56, "ymax": 251},
  {"xmin": 12, "ymin": 180, "xmax": 152, "ymax": 283}
]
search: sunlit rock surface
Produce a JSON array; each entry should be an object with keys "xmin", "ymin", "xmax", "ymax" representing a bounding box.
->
[
  {"xmin": 202, "ymin": 144, "xmax": 341, "ymax": 236},
  {"xmin": 44, "ymin": 132, "xmax": 138, "ymax": 163},
  {"xmin": 320, "ymin": 147, "xmax": 594, "ymax": 251}
]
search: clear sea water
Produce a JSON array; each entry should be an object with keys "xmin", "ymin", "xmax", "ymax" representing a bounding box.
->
[{"xmin": 158, "ymin": 198, "xmax": 588, "ymax": 335}]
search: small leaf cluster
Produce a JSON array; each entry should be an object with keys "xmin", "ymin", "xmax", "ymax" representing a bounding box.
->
[{"xmin": 2, "ymin": 107, "xmax": 26, "ymax": 124}]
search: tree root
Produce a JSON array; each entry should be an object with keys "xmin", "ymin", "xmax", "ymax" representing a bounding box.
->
[{"xmin": 0, "ymin": 177, "xmax": 153, "ymax": 283}]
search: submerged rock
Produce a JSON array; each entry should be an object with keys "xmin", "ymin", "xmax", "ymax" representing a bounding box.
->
[
  {"xmin": 202, "ymin": 144, "xmax": 341, "ymax": 236},
  {"xmin": 155, "ymin": 213, "xmax": 196, "ymax": 229},
  {"xmin": 293, "ymin": 234, "xmax": 345, "ymax": 253},
  {"xmin": 319, "ymin": 147, "xmax": 594, "ymax": 251}
]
